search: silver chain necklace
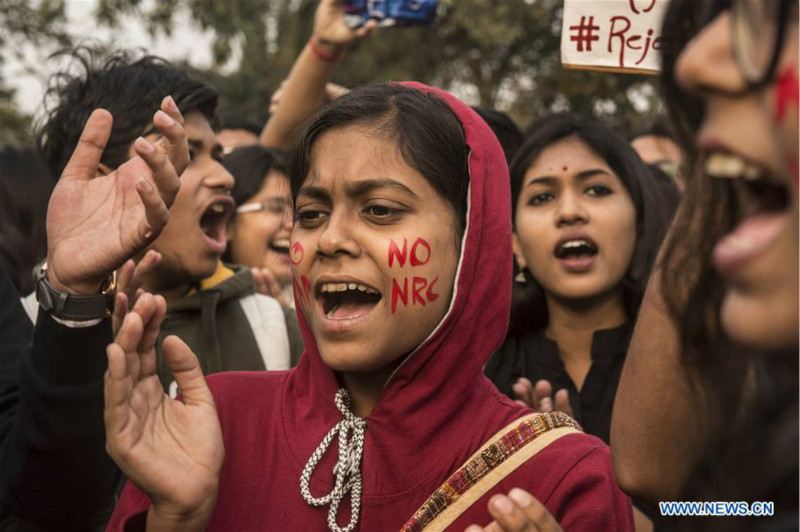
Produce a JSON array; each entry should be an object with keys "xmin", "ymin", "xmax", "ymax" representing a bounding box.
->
[{"xmin": 300, "ymin": 389, "xmax": 367, "ymax": 532}]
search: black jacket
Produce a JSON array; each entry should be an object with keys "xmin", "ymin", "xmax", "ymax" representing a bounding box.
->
[
  {"xmin": 0, "ymin": 264, "xmax": 117, "ymax": 531},
  {"xmin": 485, "ymin": 322, "xmax": 633, "ymax": 444}
]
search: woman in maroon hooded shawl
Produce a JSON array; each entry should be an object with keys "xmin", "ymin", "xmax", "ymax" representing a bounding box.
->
[{"xmin": 104, "ymin": 79, "xmax": 632, "ymax": 532}]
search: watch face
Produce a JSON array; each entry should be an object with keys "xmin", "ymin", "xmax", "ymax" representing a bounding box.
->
[{"xmin": 36, "ymin": 277, "xmax": 54, "ymax": 312}]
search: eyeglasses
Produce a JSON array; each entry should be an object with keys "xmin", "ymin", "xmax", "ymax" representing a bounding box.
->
[
  {"xmin": 236, "ymin": 199, "xmax": 292, "ymax": 216},
  {"xmin": 731, "ymin": 0, "xmax": 792, "ymax": 87}
]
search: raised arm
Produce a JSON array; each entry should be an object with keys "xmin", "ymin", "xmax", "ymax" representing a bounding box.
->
[
  {"xmin": 610, "ymin": 263, "xmax": 713, "ymax": 501},
  {"xmin": 259, "ymin": 0, "xmax": 375, "ymax": 149},
  {"xmin": 0, "ymin": 97, "xmax": 188, "ymax": 531}
]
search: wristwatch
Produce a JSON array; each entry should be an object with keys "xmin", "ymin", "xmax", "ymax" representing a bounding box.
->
[{"xmin": 35, "ymin": 262, "xmax": 117, "ymax": 321}]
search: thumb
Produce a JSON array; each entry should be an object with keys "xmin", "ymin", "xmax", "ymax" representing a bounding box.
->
[
  {"xmin": 61, "ymin": 109, "xmax": 113, "ymax": 181},
  {"xmin": 162, "ymin": 335, "xmax": 213, "ymax": 406}
]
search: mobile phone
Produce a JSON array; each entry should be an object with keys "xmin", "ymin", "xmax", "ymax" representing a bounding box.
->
[{"xmin": 344, "ymin": 0, "xmax": 438, "ymax": 28}]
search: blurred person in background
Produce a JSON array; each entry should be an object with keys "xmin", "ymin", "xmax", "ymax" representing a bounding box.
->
[
  {"xmin": 0, "ymin": 146, "xmax": 54, "ymax": 296},
  {"xmin": 217, "ymin": 114, "xmax": 263, "ymax": 154},
  {"xmin": 630, "ymin": 120, "xmax": 686, "ymax": 191},
  {"xmin": 222, "ymin": 144, "xmax": 304, "ymax": 363}
]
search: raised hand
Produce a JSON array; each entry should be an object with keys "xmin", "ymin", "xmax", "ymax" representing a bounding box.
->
[
  {"xmin": 104, "ymin": 293, "xmax": 223, "ymax": 529},
  {"xmin": 313, "ymin": 0, "xmax": 377, "ymax": 54},
  {"xmin": 47, "ymin": 96, "xmax": 187, "ymax": 295},
  {"xmin": 252, "ymin": 266, "xmax": 291, "ymax": 308},
  {"xmin": 465, "ymin": 489, "xmax": 563, "ymax": 532},
  {"xmin": 512, "ymin": 379, "xmax": 574, "ymax": 417},
  {"xmin": 112, "ymin": 249, "xmax": 163, "ymax": 333}
]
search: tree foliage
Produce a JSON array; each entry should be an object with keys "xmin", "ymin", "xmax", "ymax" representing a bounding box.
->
[
  {"xmin": 1, "ymin": 0, "xmax": 664, "ymax": 143},
  {"xmin": 94, "ymin": 0, "xmax": 663, "ymax": 131},
  {"xmin": 0, "ymin": 0, "xmax": 71, "ymax": 145}
]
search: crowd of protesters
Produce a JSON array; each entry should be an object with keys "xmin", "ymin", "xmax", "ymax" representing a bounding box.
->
[{"xmin": 0, "ymin": 0, "xmax": 796, "ymax": 531}]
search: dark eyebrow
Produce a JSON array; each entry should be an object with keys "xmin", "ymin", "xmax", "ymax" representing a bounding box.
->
[
  {"xmin": 524, "ymin": 176, "xmax": 557, "ymax": 189},
  {"xmin": 576, "ymin": 168, "xmax": 612, "ymax": 180},
  {"xmin": 296, "ymin": 186, "xmax": 330, "ymax": 202},
  {"xmin": 347, "ymin": 178, "xmax": 420, "ymax": 199},
  {"xmin": 524, "ymin": 169, "xmax": 612, "ymax": 189}
]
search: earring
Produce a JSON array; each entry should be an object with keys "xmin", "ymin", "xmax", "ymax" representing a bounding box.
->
[{"xmin": 515, "ymin": 270, "xmax": 528, "ymax": 285}]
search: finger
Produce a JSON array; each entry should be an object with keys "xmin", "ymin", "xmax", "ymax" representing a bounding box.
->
[
  {"xmin": 259, "ymin": 267, "xmax": 282, "ymax": 297},
  {"xmin": 508, "ymin": 489, "xmax": 562, "ymax": 532},
  {"xmin": 537, "ymin": 397, "xmax": 553, "ymax": 413},
  {"xmin": 162, "ymin": 335, "xmax": 213, "ymax": 406},
  {"xmin": 61, "ymin": 109, "xmax": 113, "ymax": 181},
  {"xmin": 513, "ymin": 382, "xmax": 534, "ymax": 410},
  {"xmin": 116, "ymin": 259, "xmax": 136, "ymax": 298},
  {"xmin": 134, "ymin": 176, "xmax": 170, "ymax": 244},
  {"xmin": 128, "ymin": 250, "xmax": 162, "ymax": 299},
  {"xmin": 554, "ymin": 389, "xmax": 573, "ymax": 416},
  {"xmin": 532, "ymin": 380, "xmax": 552, "ymax": 406},
  {"xmin": 134, "ymin": 135, "xmax": 181, "ymax": 211},
  {"xmin": 104, "ymin": 343, "xmax": 132, "ymax": 439},
  {"xmin": 154, "ymin": 96, "xmax": 189, "ymax": 178},
  {"xmin": 464, "ymin": 526, "xmax": 485, "ymax": 532},
  {"xmin": 487, "ymin": 494, "xmax": 539, "ymax": 532},
  {"xmin": 113, "ymin": 292, "xmax": 129, "ymax": 335},
  {"xmin": 116, "ymin": 310, "xmax": 145, "ymax": 355},
  {"xmin": 355, "ymin": 19, "xmax": 378, "ymax": 39},
  {"xmin": 138, "ymin": 295, "xmax": 167, "ymax": 378}
]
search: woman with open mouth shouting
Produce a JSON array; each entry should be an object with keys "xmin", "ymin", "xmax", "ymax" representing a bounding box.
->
[
  {"xmin": 612, "ymin": 0, "xmax": 798, "ymax": 529},
  {"xmin": 103, "ymin": 80, "xmax": 633, "ymax": 532},
  {"xmin": 485, "ymin": 113, "xmax": 670, "ymax": 448}
]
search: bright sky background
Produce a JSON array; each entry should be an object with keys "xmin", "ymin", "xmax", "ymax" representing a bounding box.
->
[{"xmin": 3, "ymin": 0, "xmax": 216, "ymax": 116}]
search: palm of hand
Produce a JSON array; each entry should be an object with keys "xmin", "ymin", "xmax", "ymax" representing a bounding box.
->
[
  {"xmin": 48, "ymin": 157, "xmax": 154, "ymax": 290},
  {"xmin": 115, "ymin": 371, "xmax": 224, "ymax": 510}
]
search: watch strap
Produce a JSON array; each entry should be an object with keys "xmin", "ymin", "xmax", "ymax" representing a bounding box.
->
[{"xmin": 35, "ymin": 269, "xmax": 115, "ymax": 321}]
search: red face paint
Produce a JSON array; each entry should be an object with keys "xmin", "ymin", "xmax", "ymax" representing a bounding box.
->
[
  {"xmin": 774, "ymin": 67, "xmax": 800, "ymax": 191},
  {"xmin": 391, "ymin": 278, "xmax": 408, "ymax": 313},
  {"xmin": 411, "ymin": 277, "xmax": 427, "ymax": 306},
  {"xmin": 290, "ymin": 242, "xmax": 304, "ymax": 265},
  {"xmin": 426, "ymin": 277, "xmax": 439, "ymax": 302},
  {"xmin": 293, "ymin": 277, "xmax": 308, "ymax": 307},
  {"xmin": 774, "ymin": 67, "xmax": 799, "ymax": 124},
  {"xmin": 388, "ymin": 239, "xmax": 408, "ymax": 268},
  {"xmin": 388, "ymin": 237, "xmax": 432, "ymax": 267},
  {"xmin": 391, "ymin": 276, "xmax": 440, "ymax": 313},
  {"xmin": 409, "ymin": 239, "xmax": 431, "ymax": 266}
]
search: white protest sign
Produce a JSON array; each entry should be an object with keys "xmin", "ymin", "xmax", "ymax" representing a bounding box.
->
[{"xmin": 560, "ymin": 0, "xmax": 669, "ymax": 75}]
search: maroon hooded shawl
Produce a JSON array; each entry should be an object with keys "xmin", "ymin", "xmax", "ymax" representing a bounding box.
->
[{"xmin": 108, "ymin": 83, "xmax": 633, "ymax": 532}]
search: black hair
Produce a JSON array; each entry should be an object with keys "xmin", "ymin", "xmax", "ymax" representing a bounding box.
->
[
  {"xmin": 222, "ymin": 145, "xmax": 288, "ymax": 263},
  {"xmin": 508, "ymin": 113, "xmax": 670, "ymax": 335},
  {"xmin": 220, "ymin": 114, "xmax": 264, "ymax": 137},
  {"xmin": 37, "ymin": 46, "xmax": 219, "ymax": 178},
  {"xmin": 645, "ymin": 163, "xmax": 681, "ymax": 221},
  {"xmin": 0, "ymin": 146, "xmax": 56, "ymax": 295},
  {"xmin": 288, "ymin": 82, "xmax": 469, "ymax": 234},
  {"xmin": 629, "ymin": 117, "xmax": 679, "ymax": 143},
  {"xmin": 472, "ymin": 107, "xmax": 523, "ymax": 165}
]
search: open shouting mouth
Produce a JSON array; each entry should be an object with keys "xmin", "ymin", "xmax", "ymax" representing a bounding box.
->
[
  {"xmin": 314, "ymin": 278, "xmax": 383, "ymax": 333},
  {"xmin": 199, "ymin": 195, "xmax": 234, "ymax": 255},
  {"xmin": 705, "ymin": 151, "xmax": 793, "ymax": 276}
]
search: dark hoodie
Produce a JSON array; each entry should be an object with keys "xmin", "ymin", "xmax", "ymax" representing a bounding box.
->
[
  {"xmin": 108, "ymin": 83, "xmax": 633, "ymax": 532},
  {"xmin": 155, "ymin": 264, "xmax": 296, "ymax": 395}
]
